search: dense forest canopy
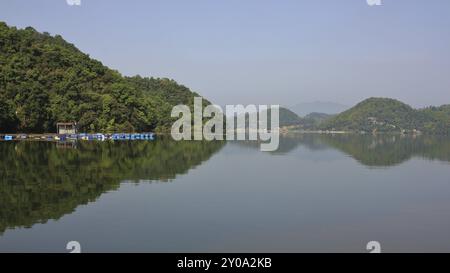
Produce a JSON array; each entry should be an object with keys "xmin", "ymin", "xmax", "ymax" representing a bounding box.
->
[{"xmin": 0, "ymin": 22, "xmax": 207, "ymax": 133}]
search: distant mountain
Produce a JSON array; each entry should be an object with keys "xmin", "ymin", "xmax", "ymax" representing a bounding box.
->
[
  {"xmin": 320, "ymin": 98, "xmax": 450, "ymax": 134},
  {"xmin": 262, "ymin": 107, "xmax": 303, "ymax": 127},
  {"xmin": 290, "ymin": 101, "xmax": 348, "ymax": 117},
  {"xmin": 230, "ymin": 107, "xmax": 303, "ymax": 128},
  {"xmin": 301, "ymin": 112, "xmax": 334, "ymax": 129},
  {"xmin": 229, "ymin": 107, "xmax": 338, "ymax": 130}
]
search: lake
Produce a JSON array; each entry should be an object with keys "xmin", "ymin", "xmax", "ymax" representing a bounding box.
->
[{"xmin": 1, "ymin": 134, "xmax": 450, "ymax": 253}]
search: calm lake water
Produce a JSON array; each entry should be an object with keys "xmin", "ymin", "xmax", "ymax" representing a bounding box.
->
[{"xmin": 1, "ymin": 134, "xmax": 450, "ymax": 253}]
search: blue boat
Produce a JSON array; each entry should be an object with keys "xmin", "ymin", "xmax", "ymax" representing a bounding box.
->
[
  {"xmin": 77, "ymin": 132, "xmax": 155, "ymax": 141},
  {"xmin": 131, "ymin": 134, "xmax": 141, "ymax": 140},
  {"xmin": 93, "ymin": 133, "xmax": 106, "ymax": 141},
  {"xmin": 141, "ymin": 132, "xmax": 155, "ymax": 140},
  {"xmin": 111, "ymin": 133, "xmax": 129, "ymax": 140},
  {"xmin": 67, "ymin": 134, "xmax": 79, "ymax": 140},
  {"xmin": 78, "ymin": 133, "xmax": 87, "ymax": 139},
  {"xmin": 55, "ymin": 135, "xmax": 67, "ymax": 141}
]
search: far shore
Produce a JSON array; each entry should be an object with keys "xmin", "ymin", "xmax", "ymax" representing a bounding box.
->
[
  {"xmin": 281, "ymin": 130, "xmax": 349, "ymax": 134},
  {"xmin": 0, "ymin": 129, "xmax": 429, "ymax": 139}
]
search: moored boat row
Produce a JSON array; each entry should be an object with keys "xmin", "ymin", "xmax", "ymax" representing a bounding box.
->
[{"xmin": 1, "ymin": 133, "xmax": 155, "ymax": 141}]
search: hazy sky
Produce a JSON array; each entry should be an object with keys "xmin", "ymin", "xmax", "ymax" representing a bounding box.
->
[{"xmin": 1, "ymin": 0, "xmax": 450, "ymax": 108}]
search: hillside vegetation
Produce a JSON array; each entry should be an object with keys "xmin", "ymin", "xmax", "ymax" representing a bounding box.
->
[
  {"xmin": 0, "ymin": 22, "xmax": 205, "ymax": 133},
  {"xmin": 263, "ymin": 107, "xmax": 303, "ymax": 127},
  {"xmin": 1, "ymin": 23, "xmax": 448, "ymax": 135},
  {"xmin": 320, "ymin": 98, "xmax": 450, "ymax": 134}
]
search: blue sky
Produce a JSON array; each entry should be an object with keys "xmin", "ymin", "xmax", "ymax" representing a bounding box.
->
[{"xmin": 1, "ymin": 0, "xmax": 450, "ymax": 107}]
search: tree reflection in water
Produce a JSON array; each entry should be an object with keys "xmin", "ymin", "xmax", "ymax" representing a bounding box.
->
[{"xmin": 0, "ymin": 138, "xmax": 224, "ymax": 234}]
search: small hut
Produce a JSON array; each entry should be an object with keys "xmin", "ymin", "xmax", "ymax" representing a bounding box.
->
[{"xmin": 57, "ymin": 122, "xmax": 77, "ymax": 135}]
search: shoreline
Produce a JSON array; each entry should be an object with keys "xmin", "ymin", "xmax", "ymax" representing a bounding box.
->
[
  {"xmin": 0, "ymin": 132, "xmax": 156, "ymax": 141},
  {"xmin": 0, "ymin": 130, "xmax": 432, "ymax": 140}
]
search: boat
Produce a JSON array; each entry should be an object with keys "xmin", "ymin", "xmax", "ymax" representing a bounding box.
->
[
  {"xmin": 111, "ymin": 133, "xmax": 121, "ymax": 140},
  {"xmin": 56, "ymin": 135, "xmax": 67, "ymax": 141},
  {"xmin": 78, "ymin": 133, "xmax": 89, "ymax": 140},
  {"xmin": 45, "ymin": 132, "xmax": 156, "ymax": 141},
  {"xmin": 93, "ymin": 133, "xmax": 106, "ymax": 141},
  {"xmin": 131, "ymin": 134, "xmax": 141, "ymax": 140},
  {"xmin": 141, "ymin": 133, "xmax": 155, "ymax": 140},
  {"xmin": 67, "ymin": 134, "xmax": 79, "ymax": 140}
]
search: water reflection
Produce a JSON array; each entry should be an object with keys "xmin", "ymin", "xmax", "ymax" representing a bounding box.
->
[
  {"xmin": 1, "ymin": 134, "xmax": 450, "ymax": 237},
  {"xmin": 0, "ymin": 138, "xmax": 224, "ymax": 234},
  {"xmin": 236, "ymin": 133, "xmax": 450, "ymax": 167}
]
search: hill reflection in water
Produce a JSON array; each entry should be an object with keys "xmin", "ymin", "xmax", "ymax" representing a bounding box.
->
[
  {"xmin": 1, "ymin": 133, "xmax": 450, "ymax": 237},
  {"xmin": 235, "ymin": 133, "xmax": 450, "ymax": 167},
  {"xmin": 0, "ymin": 138, "xmax": 224, "ymax": 234}
]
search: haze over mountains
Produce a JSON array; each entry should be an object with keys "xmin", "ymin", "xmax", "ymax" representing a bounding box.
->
[{"xmin": 289, "ymin": 101, "xmax": 348, "ymax": 117}]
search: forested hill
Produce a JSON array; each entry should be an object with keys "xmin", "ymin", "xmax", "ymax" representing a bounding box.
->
[
  {"xmin": 0, "ymin": 22, "xmax": 206, "ymax": 133},
  {"xmin": 320, "ymin": 98, "xmax": 450, "ymax": 134}
]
